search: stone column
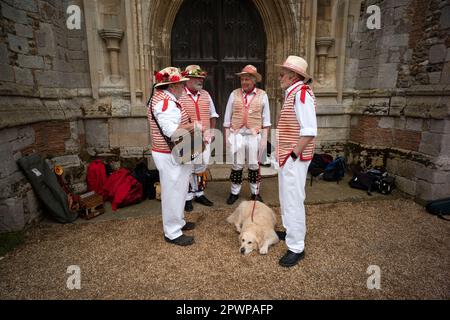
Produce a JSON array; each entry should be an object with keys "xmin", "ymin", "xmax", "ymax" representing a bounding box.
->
[
  {"xmin": 99, "ymin": 29, "xmax": 124, "ymax": 84},
  {"xmin": 315, "ymin": 37, "xmax": 334, "ymax": 83}
]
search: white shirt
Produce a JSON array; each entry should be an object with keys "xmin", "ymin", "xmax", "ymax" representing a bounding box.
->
[
  {"xmin": 223, "ymin": 88, "xmax": 271, "ymax": 133},
  {"xmin": 285, "ymin": 81, "xmax": 317, "ymax": 137},
  {"xmin": 184, "ymin": 87, "xmax": 219, "ymax": 119},
  {"xmin": 153, "ymin": 90, "xmax": 182, "ymax": 138}
]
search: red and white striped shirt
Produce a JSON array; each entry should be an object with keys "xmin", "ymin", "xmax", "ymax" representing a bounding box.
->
[
  {"xmin": 147, "ymin": 90, "xmax": 191, "ymax": 154},
  {"xmin": 178, "ymin": 87, "xmax": 218, "ymax": 131},
  {"xmin": 276, "ymin": 82, "xmax": 317, "ymax": 167}
]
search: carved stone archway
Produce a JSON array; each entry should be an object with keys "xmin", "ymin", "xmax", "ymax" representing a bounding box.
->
[{"xmin": 145, "ymin": 0, "xmax": 302, "ymax": 120}]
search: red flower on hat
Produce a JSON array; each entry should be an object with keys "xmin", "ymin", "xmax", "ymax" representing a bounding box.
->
[
  {"xmin": 155, "ymin": 72, "xmax": 164, "ymax": 82},
  {"xmin": 170, "ymin": 75, "xmax": 180, "ymax": 82}
]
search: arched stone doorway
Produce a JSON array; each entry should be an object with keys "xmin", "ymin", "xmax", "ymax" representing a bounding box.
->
[
  {"xmin": 146, "ymin": 0, "xmax": 301, "ymax": 123},
  {"xmin": 171, "ymin": 0, "xmax": 266, "ymax": 131}
]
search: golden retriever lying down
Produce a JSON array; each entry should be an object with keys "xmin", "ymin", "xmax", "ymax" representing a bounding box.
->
[{"xmin": 227, "ymin": 201, "xmax": 279, "ymax": 255}]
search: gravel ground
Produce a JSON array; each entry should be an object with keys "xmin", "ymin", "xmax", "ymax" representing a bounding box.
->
[{"xmin": 0, "ymin": 198, "xmax": 449, "ymax": 300}]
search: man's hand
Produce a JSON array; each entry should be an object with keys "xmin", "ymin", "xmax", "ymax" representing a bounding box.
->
[{"xmin": 258, "ymin": 136, "xmax": 267, "ymax": 160}]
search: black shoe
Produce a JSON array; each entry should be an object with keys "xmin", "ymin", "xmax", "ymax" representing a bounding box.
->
[
  {"xmin": 182, "ymin": 222, "xmax": 196, "ymax": 231},
  {"xmin": 276, "ymin": 231, "xmax": 286, "ymax": 241},
  {"xmin": 184, "ymin": 200, "xmax": 193, "ymax": 212},
  {"xmin": 226, "ymin": 193, "xmax": 239, "ymax": 205},
  {"xmin": 195, "ymin": 195, "xmax": 214, "ymax": 207},
  {"xmin": 164, "ymin": 234, "xmax": 194, "ymax": 246},
  {"xmin": 279, "ymin": 250, "xmax": 305, "ymax": 267},
  {"xmin": 250, "ymin": 194, "xmax": 264, "ymax": 203}
]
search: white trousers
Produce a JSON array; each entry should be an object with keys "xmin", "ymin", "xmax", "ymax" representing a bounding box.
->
[
  {"xmin": 186, "ymin": 144, "xmax": 211, "ymax": 201},
  {"xmin": 278, "ymin": 157, "xmax": 311, "ymax": 253},
  {"xmin": 229, "ymin": 133, "xmax": 260, "ymax": 195},
  {"xmin": 152, "ymin": 152, "xmax": 192, "ymax": 240}
]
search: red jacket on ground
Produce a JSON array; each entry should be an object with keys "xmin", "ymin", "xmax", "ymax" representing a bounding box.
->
[{"xmin": 103, "ymin": 168, "xmax": 143, "ymax": 211}]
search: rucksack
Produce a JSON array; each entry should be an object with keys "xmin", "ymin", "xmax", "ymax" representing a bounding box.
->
[
  {"xmin": 349, "ymin": 169, "xmax": 396, "ymax": 196},
  {"xmin": 308, "ymin": 153, "xmax": 333, "ymax": 186},
  {"xmin": 132, "ymin": 162, "xmax": 160, "ymax": 200},
  {"xmin": 376, "ymin": 175, "xmax": 396, "ymax": 195},
  {"xmin": 349, "ymin": 172, "xmax": 380, "ymax": 195},
  {"xmin": 425, "ymin": 198, "xmax": 450, "ymax": 221},
  {"xmin": 323, "ymin": 156, "xmax": 347, "ymax": 183}
]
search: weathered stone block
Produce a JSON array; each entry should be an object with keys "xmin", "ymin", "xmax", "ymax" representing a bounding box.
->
[
  {"xmin": 394, "ymin": 176, "xmax": 416, "ymax": 196},
  {"xmin": 68, "ymin": 50, "xmax": 87, "ymax": 60},
  {"xmin": 14, "ymin": 67, "xmax": 34, "ymax": 86},
  {"xmin": 416, "ymin": 166, "xmax": 450, "ymax": 184},
  {"xmin": 0, "ymin": 198, "xmax": 25, "ymax": 232},
  {"xmin": 378, "ymin": 117, "xmax": 395, "ymax": 129},
  {"xmin": 36, "ymin": 23, "xmax": 56, "ymax": 57},
  {"xmin": 396, "ymin": 160, "xmax": 418, "ymax": 179},
  {"xmin": 14, "ymin": 24, "xmax": 33, "ymax": 38},
  {"xmin": 0, "ymin": 44, "xmax": 8, "ymax": 61},
  {"xmin": 0, "ymin": 171, "xmax": 25, "ymax": 199},
  {"xmin": 0, "ymin": 64, "xmax": 14, "ymax": 82},
  {"xmin": 64, "ymin": 135, "xmax": 79, "ymax": 151},
  {"xmin": 120, "ymin": 147, "xmax": 145, "ymax": 158},
  {"xmin": 441, "ymin": 6, "xmax": 450, "ymax": 29},
  {"xmin": 428, "ymin": 72, "xmax": 441, "ymax": 84},
  {"xmin": 381, "ymin": 34, "xmax": 409, "ymax": 47},
  {"xmin": 429, "ymin": 44, "xmax": 447, "ymax": 64},
  {"xmin": 35, "ymin": 70, "xmax": 60, "ymax": 88},
  {"xmin": 429, "ymin": 119, "xmax": 450, "ymax": 134},
  {"xmin": 110, "ymin": 118, "xmax": 150, "ymax": 148},
  {"xmin": 85, "ymin": 120, "xmax": 109, "ymax": 149},
  {"xmin": 7, "ymin": 34, "xmax": 29, "ymax": 54},
  {"xmin": 0, "ymin": 143, "xmax": 18, "ymax": 179},
  {"xmin": 1, "ymin": 2, "xmax": 28, "ymax": 24},
  {"xmin": 50, "ymin": 155, "xmax": 81, "ymax": 168},
  {"xmin": 394, "ymin": 117, "xmax": 406, "ymax": 130},
  {"xmin": 18, "ymin": 54, "xmax": 44, "ymax": 69},
  {"xmin": 376, "ymin": 63, "xmax": 398, "ymax": 88},
  {"xmin": 419, "ymin": 132, "xmax": 442, "ymax": 156},
  {"xmin": 441, "ymin": 62, "xmax": 450, "ymax": 84},
  {"xmin": 11, "ymin": 126, "xmax": 35, "ymax": 152},
  {"xmin": 316, "ymin": 128, "xmax": 348, "ymax": 142},
  {"xmin": 405, "ymin": 118, "xmax": 423, "ymax": 131},
  {"xmin": 13, "ymin": 0, "xmax": 38, "ymax": 12},
  {"xmin": 416, "ymin": 180, "xmax": 450, "ymax": 202},
  {"xmin": 317, "ymin": 115, "xmax": 350, "ymax": 128}
]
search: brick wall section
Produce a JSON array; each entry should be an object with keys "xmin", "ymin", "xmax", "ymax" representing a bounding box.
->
[
  {"xmin": 21, "ymin": 121, "xmax": 71, "ymax": 158},
  {"xmin": 350, "ymin": 116, "xmax": 421, "ymax": 152}
]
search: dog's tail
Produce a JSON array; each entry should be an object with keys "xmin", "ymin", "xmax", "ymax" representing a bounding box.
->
[
  {"xmin": 226, "ymin": 202, "xmax": 245, "ymax": 224},
  {"xmin": 226, "ymin": 211, "xmax": 238, "ymax": 224}
]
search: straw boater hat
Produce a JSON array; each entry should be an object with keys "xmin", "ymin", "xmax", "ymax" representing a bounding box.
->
[
  {"xmin": 276, "ymin": 55, "xmax": 312, "ymax": 82},
  {"xmin": 154, "ymin": 67, "xmax": 189, "ymax": 88},
  {"xmin": 182, "ymin": 65, "xmax": 208, "ymax": 78},
  {"xmin": 235, "ymin": 65, "xmax": 262, "ymax": 83}
]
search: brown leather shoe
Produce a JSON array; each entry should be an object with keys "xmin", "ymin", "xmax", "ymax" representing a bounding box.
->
[{"xmin": 164, "ymin": 234, "xmax": 194, "ymax": 246}]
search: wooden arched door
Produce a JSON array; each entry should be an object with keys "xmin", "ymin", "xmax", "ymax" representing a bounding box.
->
[{"xmin": 171, "ymin": 0, "xmax": 266, "ymax": 131}]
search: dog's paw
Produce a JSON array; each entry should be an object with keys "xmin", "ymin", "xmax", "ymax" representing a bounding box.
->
[{"xmin": 259, "ymin": 247, "xmax": 268, "ymax": 255}]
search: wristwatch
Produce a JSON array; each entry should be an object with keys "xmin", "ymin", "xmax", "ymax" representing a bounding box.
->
[{"xmin": 290, "ymin": 151, "xmax": 298, "ymax": 160}]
